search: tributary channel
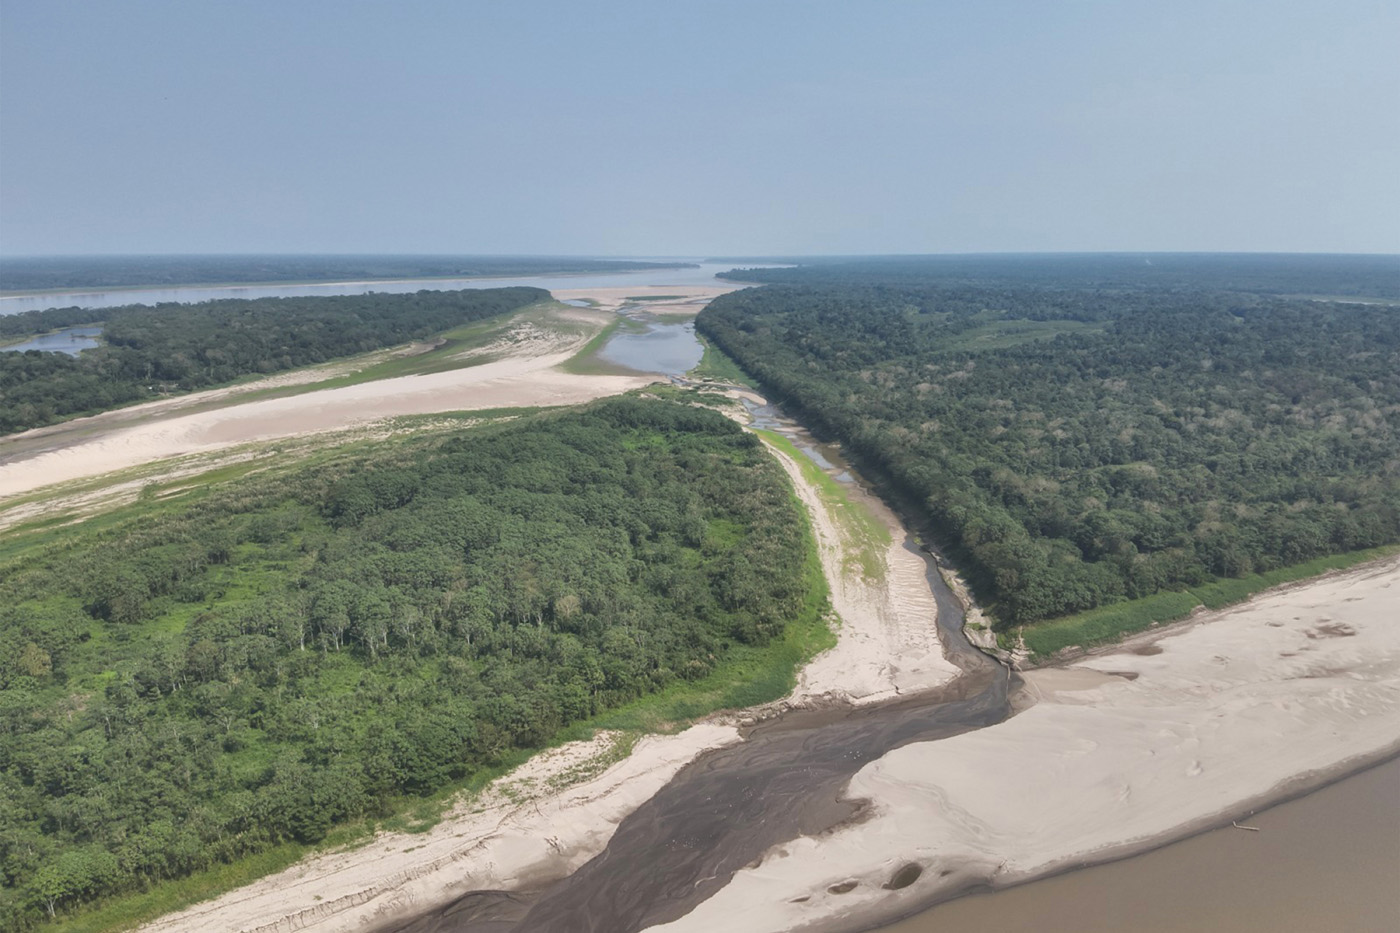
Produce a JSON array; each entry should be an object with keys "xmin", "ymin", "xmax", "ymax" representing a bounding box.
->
[{"xmin": 384, "ymin": 394, "xmax": 1017, "ymax": 933}]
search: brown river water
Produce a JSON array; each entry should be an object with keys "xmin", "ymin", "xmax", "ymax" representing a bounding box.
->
[
  {"xmin": 873, "ymin": 755, "xmax": 1400, "ymax": 933},
  {"xmin": 380, "ymin": 393, "xmax": 1399, "ymax": 933}
]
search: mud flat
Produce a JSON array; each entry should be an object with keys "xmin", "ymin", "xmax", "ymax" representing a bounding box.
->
[{"xmin": 647, "ymin": 554, "xmax": 1400, "ymax": 933}]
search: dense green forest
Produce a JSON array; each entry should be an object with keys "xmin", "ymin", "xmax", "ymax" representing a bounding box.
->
[
  {"xmin": 0, "ymin": 287, "xmax": 545, "ymax": 434},
  {"xmin": 721, "ymin": 253, "xmax": 1400, "ymax": 300},
  {"xmin": 0, "ymin": 397, "xmax": 817, "ymax": 927},
  {"xmin": 0, "ymin": 255, "xmax": 692, "ymax": 292},
  {"xmin": 698, "ymin": 260, "xmax": 1400, "ymax": 627}
]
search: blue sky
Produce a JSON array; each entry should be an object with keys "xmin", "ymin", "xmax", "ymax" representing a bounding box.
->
[{"xmin": 2, "ymin": 0, "xmax": 1397, "ymax": 255}]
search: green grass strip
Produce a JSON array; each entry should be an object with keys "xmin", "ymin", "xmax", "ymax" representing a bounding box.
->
[
  {"xmin": 751, "ymin": 427, "xmax": 890, "ymax": 580},
  {"xmin": 688, "ymin": 335, "xmax": 755, "ymax": 386},
  {"xmin": 1021, "ymin": 544, "xmax": 1400, "ymax": 659}
]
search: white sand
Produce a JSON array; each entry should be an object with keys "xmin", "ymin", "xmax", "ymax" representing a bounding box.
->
[
  {"xmin": 139, "ymin": 725, "xmax": 741, "ymax": 933},
  {"xmin": 647, "ymin": 555, "xmax": 1400, "ymax": 933},
  {"xmin": 553, "ymin": 284, "xmax": 744, "ymax": 314},
  {"xmin": 757, "ymin": 433, "xmax": 959, "ymax": 706},
  {"xmin": 0, "ymin": 348, "xmax": 651, "ymax": 499},
  {"xmin": 38, "ymin": 288, "xmax": 1396, "ymax": 933}
]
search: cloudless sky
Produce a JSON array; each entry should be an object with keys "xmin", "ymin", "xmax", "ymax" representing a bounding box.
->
[{"xmin": 2, "ymin": 0, "xmax": 1397, "ymax": 255}]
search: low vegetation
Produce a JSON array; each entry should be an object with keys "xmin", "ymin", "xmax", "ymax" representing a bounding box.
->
[{"xmin": 1019, "ymin": 545, "xmax": 1399, "ymax": 658}]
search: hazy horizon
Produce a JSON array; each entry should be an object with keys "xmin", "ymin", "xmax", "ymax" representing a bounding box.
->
[{"xmin": 3, "ymin": 0, "xmax": 1398, "ymax": 256}]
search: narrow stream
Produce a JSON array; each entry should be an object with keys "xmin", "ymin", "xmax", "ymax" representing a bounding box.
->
[{"xmin": 383, "ymin": 394, "xmax": 1016, "ymax": 933}]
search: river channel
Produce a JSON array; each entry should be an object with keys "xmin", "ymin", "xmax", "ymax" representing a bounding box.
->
[
  {"xmin": 380, "ymin": 324, "xmax": 1397, "ymax": 933},
  {"xmin": 382, "ymin": 392, "xmax": 1016, "ymax": 933},
  {"xmin": 0, "ymin": 261, "xmax": 767, "ymax": 316}
]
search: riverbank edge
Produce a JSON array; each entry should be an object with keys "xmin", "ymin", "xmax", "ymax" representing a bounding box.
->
[{"xmin": 850, "ymin": 740, "xmax": 1400, "ymax": 933}]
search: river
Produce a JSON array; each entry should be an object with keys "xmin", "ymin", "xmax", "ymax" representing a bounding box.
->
[
  {"xmin": 381, "ymin": 395, "xmax": 1016, "ymax": 933},
  {"xmin": 872, "ymin": 754, "xmax": 1400, "ymax": 933},
  {"xmin": 0, "ymin": 261, "xmax": 764, "ymax": 316}
]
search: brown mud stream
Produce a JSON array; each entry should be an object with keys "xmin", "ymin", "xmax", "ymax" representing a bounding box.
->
[{"xmin": 381, "ymin": 397, "xmax": 1016, "ymax": 933}]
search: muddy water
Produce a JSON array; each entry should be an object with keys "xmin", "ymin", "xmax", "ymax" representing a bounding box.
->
[
  {"xmin": 383, "ymin": 397, "xmax": 1013, "ymax": 933},
  {"xmin": 872, "ymin": 755, "xmax": 1400, "ymax": 933}
]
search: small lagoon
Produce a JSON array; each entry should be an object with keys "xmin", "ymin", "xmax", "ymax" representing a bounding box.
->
[
  {"xmin": 597, "ymin": 319, "xmax": 703, "ymax": 377},
  {"xmin": 3, "ymin": 325, "xmax": 103, "ymax": 355}
]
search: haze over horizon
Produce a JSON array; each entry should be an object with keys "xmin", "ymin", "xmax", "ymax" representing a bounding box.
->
[{"xmin": 2, "ymin": 0, "xmax": 1397, "ymax": 257}]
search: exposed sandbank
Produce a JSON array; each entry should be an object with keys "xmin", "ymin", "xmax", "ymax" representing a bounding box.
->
[
  {"xmin": 645, "ymin": 555, "xmax": 1400, "ymax": 933},
  {"xmin": 750, "ymin": 418, "xmax": 959, "ymax": 706},
  {"xmin": 0, "ymin": 331, "xmax": 650, "ymax": 501},
  {"xmin": 137, "ymin": 726, "xmax": 742, "ymax": 933}
]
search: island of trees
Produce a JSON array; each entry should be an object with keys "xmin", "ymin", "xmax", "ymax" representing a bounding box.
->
[
  {"xmin": 0, "ymin": 287, "xmax": 547, "ymax": 434},
  {"xmin": 698, "ymin": 255, "xmax": 1400, "ymax": 628},
  {"xmin": 0, "ymin": 397, "xmax": 822, "ymax": 927}
]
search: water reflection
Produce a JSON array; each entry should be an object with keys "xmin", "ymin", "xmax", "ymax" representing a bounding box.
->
[
  {"xmin": 596, "ymin": 320, "xmax": 704, "ymax": 377},
  {"xmin": 2, "ymin": 325, "xmax": 103, "ymax": 355}
]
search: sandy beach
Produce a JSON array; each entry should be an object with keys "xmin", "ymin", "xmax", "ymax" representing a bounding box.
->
[
  {"xmin": 0, "ymin": 317, "xmax": 651, "ymax": 501},
  {"xmin": 753, "ymin": 419, "xmax": 960, "ymax": 705},
  {"xmin": 647, "ymin": 554, "xmax": 1400, "ymax": 933}
]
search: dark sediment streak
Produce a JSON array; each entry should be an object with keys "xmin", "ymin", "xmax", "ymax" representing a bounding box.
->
[{"xmin": 382, "ymin": 394, "xmax": 1014, "ymax": 933}]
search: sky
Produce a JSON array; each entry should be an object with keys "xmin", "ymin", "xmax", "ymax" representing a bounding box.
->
[{"xmin": 1, "ymin": 0, "xmax": 1397, "ymax": 256}]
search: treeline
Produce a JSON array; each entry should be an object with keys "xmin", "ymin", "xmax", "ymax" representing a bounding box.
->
[
  {"xmin": 0, "ymin": 397, "xmax": 814, "ymax": 927},
  {"xmin": 720, "ymin": 253, "xmax": 1400, "ymax": 300},
  {"xmin": 0, "ymin": 287, "xmax": 545, "ymax": 434},
  {"xmin": 0, "ymin": 255, "xmax": 693, "ymax": 292},
  {"xmin": 698, "ymin": 274, "xmax": 1400, "ymax": 627}
]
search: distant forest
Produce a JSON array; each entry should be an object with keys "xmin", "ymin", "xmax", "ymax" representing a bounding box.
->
[
  {"xmin": 0, "ymin": 287, "xmax": 546, "ymax": 435},
  {"xmin": 0, "ymin": 398, "xmax": 816, "ymax": 927},
  {"xmin": 699, "ymin": 257, "xmax": 1400, "ymax": 626},
  {"xmin": 721, "ymin": 253, "xmax": 1400, "ymax": 300},
  {"xmin": 0, "ymin": 255, "xmax": 694, "ymax": 293}
]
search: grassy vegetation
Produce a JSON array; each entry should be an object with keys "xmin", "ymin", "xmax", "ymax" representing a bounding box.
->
[
  {"xmin": 38, "ymin": 845, "xmax": 307, "ymax": 933},
  {"xmin": 200, "ymin": 300, "xmax": 596, "ymax": 406},
  {"xmin": 1021, "ymin": 545, "xmax": 1400, "ymax": 659},
  {"xmin": 687, "ymin": 335, "xmax": 754, "ymax": 386},
  {"xmin": 936, "ymin": 315, "xmax": 1106, "ymax": 352},
  {"xmin": 557, "ymin": 314, "xmax": 646, "ymax": 376},
  {"xmin": 0, "ymin": 410, "xmax": 544, "ymax": 560},
  {"xmin": 751, "ymin": 427, "xmax": 891, "ymax": 581}
]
